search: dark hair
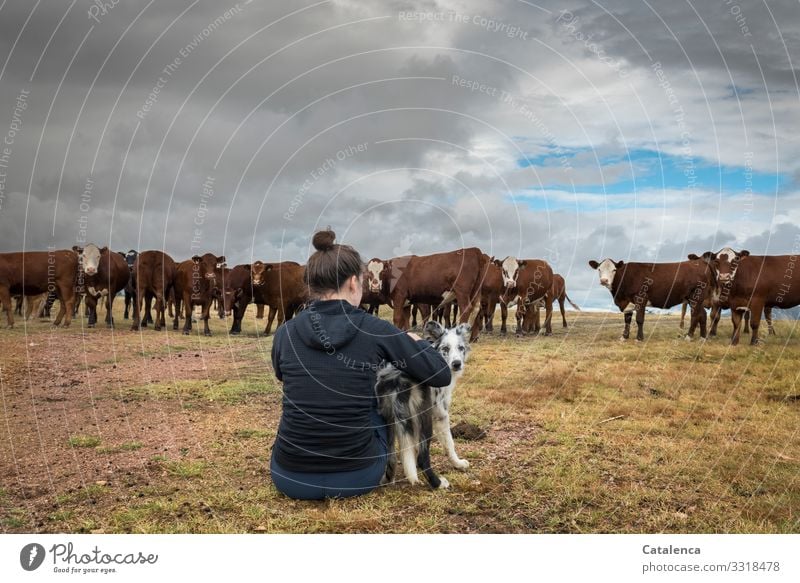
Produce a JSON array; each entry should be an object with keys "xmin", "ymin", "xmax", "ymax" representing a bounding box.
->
[{"xmin": 304, "ymin": 228, "xmax": 364, "ymax": 297}]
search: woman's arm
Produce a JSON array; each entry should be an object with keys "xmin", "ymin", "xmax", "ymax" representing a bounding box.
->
[
  {"xmin": 374, "ymin": 320, "xmax": 451, "ymax": 387},
  {"xmin": 271, "ymin": 325, "xmax": 284, "ymax": 381}
]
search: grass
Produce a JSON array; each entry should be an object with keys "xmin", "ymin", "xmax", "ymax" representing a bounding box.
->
[
  {"xmin": 68, "ymin": 435, "xmax": 102, "ymax": 448},
  {"xmin": 3, "ymin": 303, "xmax": 800, "ymax": 533}
]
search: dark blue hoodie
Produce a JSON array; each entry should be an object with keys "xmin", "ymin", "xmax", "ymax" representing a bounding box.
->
[{"xmin": 270, "ymin": 299, "xmax": 452, "ymax": 473}]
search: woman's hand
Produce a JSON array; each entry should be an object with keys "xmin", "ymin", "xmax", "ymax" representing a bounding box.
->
[{"xmin": 406, "ymin": 332, "xmax": 422, "ymax": 341}]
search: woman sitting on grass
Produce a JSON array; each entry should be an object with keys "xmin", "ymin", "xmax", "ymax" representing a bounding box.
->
[{"xmin": 269, "ymin": 229, "xmax": 451, "ymax": 500}]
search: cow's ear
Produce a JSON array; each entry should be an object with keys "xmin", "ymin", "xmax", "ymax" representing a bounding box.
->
[
  {"xmin": 688, "ymin": 254, "xmax": 700, "ymax": 260},
  {"xmin": 739, "ymin": 250, "xmax": 750, "ymax": 257},
  {"xmin": 242, "ymin": 264, "xmax": 251, "ymax": 272},
  {"xmin": 118, "ymin": 251, "xmax": 126, "ymax": 257},
  {"xmin": 615, "ymin": 260, "xmax": 624, "ymax": 268},
  {"xmin": 100, "ymin": 246, "xmax": 108, "ymax": 253},
  {"xmin": 423, "ymin": 320, "xmax": 445, "ymax": 341},
  {"xmin": 493, "ymin": 259, "xmax": 503, "ymax": 267},
  {"xmin": 702, "ymin": 251, "xmax": 715, "ymax": 260},
  {"xmin": 265, "ymin": 264, "xmax": 274, "ymax": 271},
  {"xmin": 217, "ymin": 256, "xmax": 226, "ymax": 265},
  {"xmin": 192, "ymin": 255, "xmax": 201, "ymax": 263},
  {"xmin": 72, "ymin": 245, "xmax": 82, "ymax": 253},
  {"xmin": 588, "ymin": 260, "xmax": 599, "ymax": 269},
  {"xmin": 518, "ymin": 260, "xmax": 528, "ymax": 269}
]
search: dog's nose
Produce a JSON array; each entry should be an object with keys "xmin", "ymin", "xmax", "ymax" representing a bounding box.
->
[{"xmin": 452, "ymin": 360, "xmax": 462, "ymax": 371}]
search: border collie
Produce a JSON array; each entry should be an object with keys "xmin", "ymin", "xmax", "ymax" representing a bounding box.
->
[{"xmin": 375, "ymin": 320, "xmax": 471, "ymax": 489}]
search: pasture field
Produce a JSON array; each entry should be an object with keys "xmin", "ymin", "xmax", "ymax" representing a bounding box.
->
[{"xmin": 1, "ymin": 303, "xmax": 799, "ymax": 533}]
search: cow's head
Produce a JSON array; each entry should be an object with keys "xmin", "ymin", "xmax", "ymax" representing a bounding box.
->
[
  {"xmin": 251, "ymin": 261, "xmax": 273, "ymax": 286},
  {"xmin": 689, "ymin": 248, "xmax": 749, "ymax": 284},
  {"xmin": 365, "ymin": 258, "xmax": 387, "ymax": 293},
  {"xmin": 496, "ymin": 256, "xmax": 527, "ymax": 288},
  {"xmin": 192, "ymin": 253, "xmax": 225, "ymax": 283},
  {"xmin": 75, "ymin": 244, "xmax": 103, "ymax": 276},
  {"xmin": 123, "ymin": 250, "xmax": 137, "ymax": 270},
  {"xmin": 589, "ymin": 258, "xmax": 624, "ymax": 289}
]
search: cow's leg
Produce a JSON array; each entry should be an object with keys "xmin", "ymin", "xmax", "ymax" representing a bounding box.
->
[
  {"xmin": 86, "ymin": 295, "xmax": 97, "ymax": 328},
  {"xmin": 263, "ymin": 305, "xmax": 278, "ymax": 335},
  {"xmin": 635, "ymin": 304, "xmax": 645, "ymax": 341},
  {"xmin": 709, "ymin": 303, "xmax": 720, "ymax": 336},
  {"xmin": 765, "ymin": 306, "xmax": 776, "ymax": 335},
  {"xmin": 256, "ymin": 303, "xmax": 265, "ymax": 319},
  {"xmin": 515, "ymin": 304, "xmax": 525, "ymax": 336},
  {"xmin": 153, "ymin": 293, "xmax": 164, "ymax": 332},
  {"xmin": 55, "ymin": 283, "xmax": 75, "ymax": 327},
  {"xmin": 172, "ymin": 294, "xmax": 180, "ymax": 330},
  {"xmin": 540, "ymin": 295, "xmax": 553, "ymax": 336},
  {"xmin": 679, "ymin": 300, "xmax": 687, "ymax": 329},
  {"xmin": 748, "ymin": 301, "xmax": 764, "ymax": 345},
  {"xmin": 124, "ymin": 292, "xmax": 130, "ymax": 319},
  {"xmin": 730, "ymin": 308, "xmax": 744, "ymax": 346},
  {"xmin": 743, "ymin": 311, "xmax": 751, "ymax": 334},
  {"xmin": 499, "ymin": 302, "xmax": 508, "ymax": 334},
  {"xmin": 202, "ymin": 301, "xmax": 212, "ymax": 336},
  {"xmin": 533, "ymin": 305, "xmax": 541, "ymax": 333},
  {"xmin": 622, "ymin": 310, "xmax": 632, "ymax": 340},
  {"xmin": 560, "ymin": 296, "xmax": 568, "ymax": 328},
  {"xmin": 686, "ymin": 301, "xmax": 706, "ymax": 340},
  {"xmin": 410, "ymin": 304, "xmax": 418, "ymax": 329},
  {"xmin": 181, "ymin": 293, "xmax": 193, "ymax": 334},
  {"xmin": 131, "ymin": 288, "xmax": 143, "ymax": 331},
  {"xmin": 105, "ymin": 293, "xmax": 114, "ymax": 328},
  {"xmin": 0, "ymin": 286, "xmax": 13, "ymax": 328}
]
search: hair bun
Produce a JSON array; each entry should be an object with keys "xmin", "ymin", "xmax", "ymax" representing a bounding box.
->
[{"xmin": 312, "ymin": 229, "xmax": 336, "ymax": 251}]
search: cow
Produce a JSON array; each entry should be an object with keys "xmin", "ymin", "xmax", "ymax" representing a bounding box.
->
[
  {"xmin": 118, "ymin": 250, "xmax": 138, "ymax": 320},
  {"xmin": 689, "ymin": 249, "xmax": 798, "ymax": 345},
  {"xmin": 130, "ymin": 250, "xmax": 177, "ymax": 332},
  {"xmin": 589, "ymin": 258, "xmax": 713, "ymax": 341},
  {"xmin": 172, "ymin": 253, "xmax": 225, "ymax": 336},
  {"xmin": 389, "ymin": 248, "xmax": 487, "ymax": 342},
  {"xmin": 478, "ymin": 257, "xmax": 508, "ymax": 334},
  {"xmin": 524, "ymin": 273, "xmax": 581, "ymax": 332},
  {"xmin": 228, "ymin": 261, "xmax": 308, "ymax": 336},
  {"xmin": 225, "ymin": 264, "xmax": 254, "ymax": 335},
  {"xmin": 76, "ymin": 244, "xmax": 130, "ymax": 328},
  {"xmin": 497, "ymin": 257, "xmax": 554, "ymax": 336},
  {"xmin": 361, "ymin": 258, "xmax": 392, "ymax": 315},
  {"xmin": 0, "ymin": 250, "xmax": 80, "ymax": 328}
]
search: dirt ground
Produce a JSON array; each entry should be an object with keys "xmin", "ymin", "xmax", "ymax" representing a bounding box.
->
[{"xmin": 1, "ymin": 303, "xmax": 799, "ymax": 533}]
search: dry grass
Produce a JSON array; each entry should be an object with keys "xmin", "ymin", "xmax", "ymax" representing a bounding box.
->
[{"xmin": 1, "ymin": 304, "xmax": 799, "ymax": 533}]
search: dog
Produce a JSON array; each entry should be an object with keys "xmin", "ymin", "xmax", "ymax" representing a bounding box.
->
[{"xmin": 375, "ymin": 320, "xmax": 471, "ymax": 489}]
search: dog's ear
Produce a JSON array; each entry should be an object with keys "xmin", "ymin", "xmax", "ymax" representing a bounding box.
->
[
  {"xmin": 455, "ymin": 323, "xmax": 472, "ymax": 339},
  {"xmin": 423, "ymin": 320, "xmax": 445, "ymax": 341}
]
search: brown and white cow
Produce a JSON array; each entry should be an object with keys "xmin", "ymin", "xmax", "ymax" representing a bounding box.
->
[
  {"xmin": 0, "ymin": 250, "xmax": 80, "ymax": 328},
  {"xmin": 361, "ymin": 258, "xmax": 392, "ymax": 315},
  {"xmin": 389, "ymin": 248, "xmax": 487, "ymax": 342},
  {"xmin": 524, "ymin": 273, "xmax": 581, "ymax": 332},
  {"xmin": 77, "ymin": 244, "xmax": 131, "ymax": 328},
  {"xmin": 498, "ymin": 257, "xmax": 554, "ymax": 336},
  {"xmin": 589, "ymin": 258, "xmax": 714, "ymax": 341},
  {"xmin": 690, "ymin": 249, "xmax": 797, "ymax": 345},
  {"xmin": 172, "ymin": 253, "xmax": 225, "ymax": 336},
  {"xmin": 131, "ymin": 250, "xmax": 177, "ymax": 331}
]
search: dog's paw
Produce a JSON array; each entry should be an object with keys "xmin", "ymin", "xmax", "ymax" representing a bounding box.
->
[
  {"xmin": 453, "ymin": 458, "xmax": 470, "ymax": 469},
  {"xmin": 437, "ymin": 477, "xmax": 450, "ymax": 489}
]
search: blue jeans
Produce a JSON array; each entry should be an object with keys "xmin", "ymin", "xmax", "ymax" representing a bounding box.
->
[{"xmin": 270, "ymin": 409, "xmax": 389, "ymax": 500}]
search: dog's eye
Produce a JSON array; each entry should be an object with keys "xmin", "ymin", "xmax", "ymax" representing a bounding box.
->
[
  {"xmin": 442, "ymin": 346, "xmax": 450, "ymax": 353},
  {"xmin": 458, "ymin": 345, "xmax": 465, "ymax": 352}
]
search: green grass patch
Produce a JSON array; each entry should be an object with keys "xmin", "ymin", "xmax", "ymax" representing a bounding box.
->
[
  {"xmin": 68, "ymin": 435, "xmax": 101, "ymax": 448},
  {"xmin": 97, "ymin": 441, "xmax": 143, "ymax": 454}
]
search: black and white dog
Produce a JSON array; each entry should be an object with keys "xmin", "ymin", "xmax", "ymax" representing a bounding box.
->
[{"xmin": 375, "ymin": 320, "xmax": 471, "ymax": 489}]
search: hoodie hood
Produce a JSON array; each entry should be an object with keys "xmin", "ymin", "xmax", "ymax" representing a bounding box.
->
[{"xmin": 292, "ymin": 299, "xmax": 364, "ymax": 351}]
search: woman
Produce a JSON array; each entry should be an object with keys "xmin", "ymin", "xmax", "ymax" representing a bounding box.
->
[{"xmin": 270, "ymin": 229, "xmax": 452, "ymax": 500}]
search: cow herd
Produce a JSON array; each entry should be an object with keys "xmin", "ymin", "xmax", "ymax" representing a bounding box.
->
[{"xmin": 0, "ymin": 243, "xmax": 797, "ymax": 346}]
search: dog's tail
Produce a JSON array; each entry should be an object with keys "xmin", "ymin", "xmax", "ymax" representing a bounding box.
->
[{"xmin": 416, "ymin": 399, "xmax": 442, "ymax": 489}]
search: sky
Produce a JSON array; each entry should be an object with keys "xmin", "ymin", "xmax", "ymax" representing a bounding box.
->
[{"xmin": 0, "ymin": 0, "xmax": 797, "ymax": 309}]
